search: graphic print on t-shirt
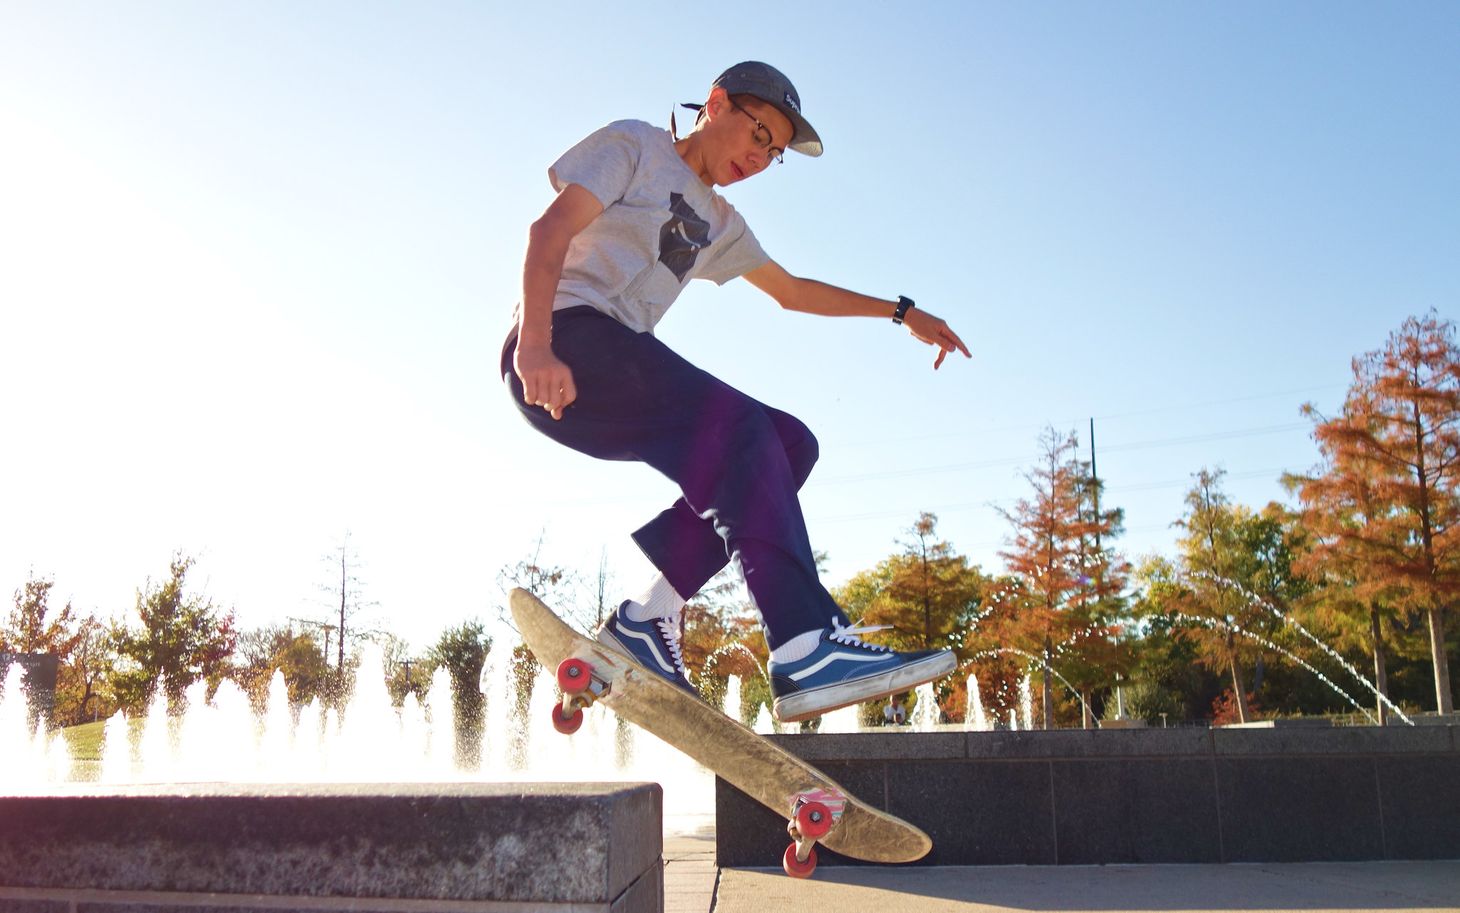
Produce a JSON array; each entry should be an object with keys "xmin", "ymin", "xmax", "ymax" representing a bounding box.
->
[{"xmin": 657, "ymin": 192, "xmax": 711, "ymax": 282}]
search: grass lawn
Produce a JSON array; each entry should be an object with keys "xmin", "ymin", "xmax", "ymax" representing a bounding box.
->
[
  {"xmin": 58, "ymin": 718, "xmax": 145, "ymax": 780},
  {"xmin": 61, "ymin": 719, "xmax": 108, "ymax": 762}
]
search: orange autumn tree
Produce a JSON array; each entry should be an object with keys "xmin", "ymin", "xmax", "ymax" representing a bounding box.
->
[
  {"xmin": 1285, "ymin": 433, "xmax": 1406, "ymax": 724},
  {"xmin": 1296, "ymin": 312, "xmax": 1459, "ymax": 715},
  {"xmin": 684, "ymin": 573, "xmax": 767, "ymax": 720},
  {"xmin": 969, "ymin": 574, "xmax": 1042, "ymax": 725},
  {"xmin": 998, "ymin": 427, "xmax": 1125, "ymax": 729}
]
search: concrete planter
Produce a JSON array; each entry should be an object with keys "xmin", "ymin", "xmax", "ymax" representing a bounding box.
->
[{"xmin": 0, "ymin": 782, "xmax": 662, "ymax": 912}]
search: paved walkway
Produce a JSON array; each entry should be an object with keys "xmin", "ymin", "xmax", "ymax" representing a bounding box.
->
[
  {"xmin": 665, "ymin": 827, "xmax": 1460, "ymax": 913},
  {"xmin": 664, "ymin": 832, "xmax": 717, "ymax": 913},
  {"xmin": 712, "ymin": 860, "xmax": 1460, "ymax": 912}
]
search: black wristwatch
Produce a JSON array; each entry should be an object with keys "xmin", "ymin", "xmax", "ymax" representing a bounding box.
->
[{"xmin": 892, "ymin": 295, "xmax": 916, "ymax": 325}]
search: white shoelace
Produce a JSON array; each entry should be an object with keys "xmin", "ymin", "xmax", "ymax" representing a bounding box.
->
[
  {"xmin": 655, "ymin": 616, "xmax": 688, "ymax": 675},
  {"xmin": 828, "ymin": 620, "xmax": 894, "ymax": 653}
]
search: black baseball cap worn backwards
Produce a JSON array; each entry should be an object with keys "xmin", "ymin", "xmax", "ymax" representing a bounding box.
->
[{"xmin": 686, "ymin": 61, "xmax": 824, "ymax": 158}]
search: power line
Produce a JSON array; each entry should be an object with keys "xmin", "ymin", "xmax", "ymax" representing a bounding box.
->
[
  {"xmin": 828, "ymin": 383, "xmax": 1341, "ymax": 451},
  {"xmin": 808, "ymin": 422, "xmax": 1310, "ymax": 488},
  {"xmin": 1097, "ymin": 423, "xmax": 1309, "ymax": 454},
  {"xmin": 1105, "ymin": 466, "xmax": 1292, "ymax": 494},
  {"xmin": 1090, "ymin": 385, "xmax": 1342, "ymax": 423},
  {"xmin": 806, "ymin": 467, "xmax": 1295, "ymax": 526}
]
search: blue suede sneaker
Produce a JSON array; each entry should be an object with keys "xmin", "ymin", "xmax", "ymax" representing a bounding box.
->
[
  {"xmin": 767, "ymin": 621, "xmax": 957, "ymax": 723},
  {"xmin": 595, "ymin": 601, "xmax": 699, "ymax": 697}
]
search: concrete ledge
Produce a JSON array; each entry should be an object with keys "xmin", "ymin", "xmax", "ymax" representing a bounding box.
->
[
  {"xmin": 0, "ymin": 782, "xmax": 663, "ymax": 913},
  {"xmin": 965, "ymin": 728, "xmax": 1214, "ymax": 759},
  {"xmin": 716, "ymin": 726, "xmax": 1460, "ymax": 868},
  {"xmin": 1212, "ymin": 724, "xmax": 1454, "ymax": 755},
  {"xmin": 1218, "ymin": 718, "xmax": 1332, "ymax": 728},
  {"xmin": 773, "ymin": 732, "xmax": 966, "ymax": 762}
]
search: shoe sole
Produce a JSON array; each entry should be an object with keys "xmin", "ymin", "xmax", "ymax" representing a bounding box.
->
[{"xmin": 772, "ymin": 651, "xmax": 957, "ymax": 724}]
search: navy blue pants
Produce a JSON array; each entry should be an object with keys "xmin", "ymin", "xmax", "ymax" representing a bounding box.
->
[{"xmin": 501, "ymin": 306, "xmax": 848, "ymax": 649}]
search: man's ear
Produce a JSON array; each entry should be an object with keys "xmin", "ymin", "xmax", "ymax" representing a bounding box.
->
[{"xmin": 703, "ymin": 86, "xmax": 731, "ymax": 121}]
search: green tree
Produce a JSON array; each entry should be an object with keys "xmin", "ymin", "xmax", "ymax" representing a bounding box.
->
[
  {"xmin": 233, "ymin": 624, "xmax": 330, "ymax": 710},
  {"xmin": 836, "ymin": 513, "xmax": 985, "ymax": 719},
  {"xmin": 64, "ymin": 614, "xmax": 115, "ymax": 724},
  {"xmin": 2, "ymin": 573, "xmax": 88, "ymax": 727},
  {"xmin": 378, "ymin": 633, "xmax": 431, "ymax": 705},
  {"xmin": 429, "ymin": 620, "xmax": 492, "ymax": 767},
  {"xmin": 1126, "ymin": 571, "xmax": 1224, "ymax": 723},
  {"xmin": 1152, "ymin": 469, "xmax": 1293, "ymax": 723},
  {"xmin": 3, "ymin": 573, "xmax": 82, "ymax": 658},
  {"xmin": 110, "ymin": 554, "xmax": 237, "ymax": 711}
]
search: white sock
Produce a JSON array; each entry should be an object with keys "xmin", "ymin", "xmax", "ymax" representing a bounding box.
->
[
  {"xmin": 770, "ymin": 628, "xmax": 825, "ymax": 664},
  {"xmin": 623, "ymin": 574, "xmax": 685, "ymax": 622}
]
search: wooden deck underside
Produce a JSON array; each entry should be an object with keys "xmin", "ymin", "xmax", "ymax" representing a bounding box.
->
[{"xmin": 510, "ymin": 588, "xmax": 931, "ymax": 864}]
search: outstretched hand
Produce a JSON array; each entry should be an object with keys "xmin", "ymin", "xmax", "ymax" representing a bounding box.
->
[{"xmin": 903, "ymin": 308, "xmax": 972, "ymax": 369}]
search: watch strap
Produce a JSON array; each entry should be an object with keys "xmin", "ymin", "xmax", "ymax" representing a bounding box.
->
[{"xmin": 892, "ymin": 295, "xmax": 916, "ymax": 325}]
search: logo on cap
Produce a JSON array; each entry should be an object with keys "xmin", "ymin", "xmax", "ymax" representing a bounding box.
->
[{"xmin": 783, "ymin": 92, "xmax": 800, "ymax": 113}]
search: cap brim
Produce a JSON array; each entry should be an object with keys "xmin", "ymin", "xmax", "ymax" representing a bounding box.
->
[{"xmin": 785, "ymin": 111, "xmax": 822, "ymax": 157}]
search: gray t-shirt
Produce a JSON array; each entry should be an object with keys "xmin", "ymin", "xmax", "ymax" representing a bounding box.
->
[{"xmin": 543, "ymin": 119, "xmax": 770, "ymax": 334}]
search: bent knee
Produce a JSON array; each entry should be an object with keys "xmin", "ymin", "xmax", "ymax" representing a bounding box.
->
[{"xmin": 781, "ymin": 420, "xmax": 819, "ymax": 486}]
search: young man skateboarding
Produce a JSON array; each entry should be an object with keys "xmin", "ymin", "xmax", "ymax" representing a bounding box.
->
[{"xmin": 502, "ymin": 62, "xmax": 971, "ymax": 723}]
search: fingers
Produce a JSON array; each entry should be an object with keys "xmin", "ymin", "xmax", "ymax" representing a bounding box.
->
[
  {"xmin": 909, "ymin": 329, "xmax": 951, "ymax": 369},
  {"xmin": 519, "ymin": 364, "xmax": 577, "ymax": 421},
  {"xmin": 909, "ymin": 317, "xmax": 972, "ymax": 371},
  {"xmin": 932, "ymin": 329, "xmax": 971, "ymax": 370},
  {"xmin": 946, "ymin": 327, "xmax": 972, "ymax": 359},
  {"xmin": 547, "ymin": 375, "xmax": 578, "ymax": 421},
  {"xmin": 538, "ymin": 381, "xmax": 575, "ymax": 420},
  {"xmin": 525, "ymin": 375, "xmax": 551, "ymax": 409}
]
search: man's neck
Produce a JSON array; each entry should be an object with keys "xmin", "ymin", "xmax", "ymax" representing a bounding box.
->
[{"xmin": 673, "ymin": 136, "xmax": 715, "ymax": 187}]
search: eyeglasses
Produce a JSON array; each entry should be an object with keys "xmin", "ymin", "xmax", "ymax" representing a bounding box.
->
[{"xmin": 728, "ymin": 99, "xmax": 785, "ymax": 166}]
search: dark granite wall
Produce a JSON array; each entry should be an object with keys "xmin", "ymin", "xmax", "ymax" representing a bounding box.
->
[{"xmin": 716, "ymin": 726, "xmax": 1460, "ymax": 867}]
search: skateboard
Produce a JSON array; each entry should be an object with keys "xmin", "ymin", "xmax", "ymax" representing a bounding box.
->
[{"xmin": 508, "ymin": 587, "xmax": 932, "ymax": 878}]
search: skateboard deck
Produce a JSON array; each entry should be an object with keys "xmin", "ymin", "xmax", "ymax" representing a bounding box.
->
[{"xmin": 509, "ymin": 587, "xmax": 932, "ymax": 877}]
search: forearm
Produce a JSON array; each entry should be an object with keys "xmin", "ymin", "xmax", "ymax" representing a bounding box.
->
[
  {"xmin": 747, "ymin": 260, "xmax": 970, "ymax": 369},
  {"xmin": 518, "ymin": 224, "xmax": 571, "ymax": 349},
  {"xmin": 784, "ymin": 277, "xmax": 897, "ymax": 319}
]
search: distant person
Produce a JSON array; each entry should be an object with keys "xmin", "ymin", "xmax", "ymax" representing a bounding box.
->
[
  {"xmin": 502, "ymin": 62, "xmax": 970, "ymax": 723},
  {"xmin": 883, "ymin": 694, "xmax": 908, "ymax": 726}
]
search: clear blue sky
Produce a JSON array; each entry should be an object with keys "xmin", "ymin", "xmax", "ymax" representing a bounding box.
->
[{"xmin": 2, "ymin": 2, "xmax": 1455, "ymax": 651}]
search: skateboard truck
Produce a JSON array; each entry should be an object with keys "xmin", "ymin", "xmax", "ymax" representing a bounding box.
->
[
  {"xmin": 783, "ymin": 792, "xmax": 842, "ymax": 878},
  {"xmin": 552, "ymin": 657, "xmax": 607, "ymax": 735}
]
